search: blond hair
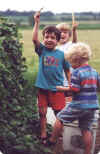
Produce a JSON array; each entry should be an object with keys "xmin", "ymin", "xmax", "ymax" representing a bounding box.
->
[
  {"xmin": 56, "ymin": 23, "xmax": 70, "ymax": 31},
  {"xmin": 56, "ymin": 23, "xmax": 71, "ymax": 36},
  {"xmin": 65, "ymin": 42, "xmax": 92, "ymax": 67}
]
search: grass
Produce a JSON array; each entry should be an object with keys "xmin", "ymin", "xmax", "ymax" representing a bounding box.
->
[{"xmin": 77, "ymin": 30, "xmax": 100, "ymax": 72}]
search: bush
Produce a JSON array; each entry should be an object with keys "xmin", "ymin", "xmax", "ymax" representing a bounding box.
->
[{"xmin": 0, "ymin": 17, "xmax": 51, "ymax": 154}]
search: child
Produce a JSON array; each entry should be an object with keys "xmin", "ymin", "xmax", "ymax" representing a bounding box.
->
[
  {"xmin": 32, "ymin": 11, "xmax": 71, "ymax": 144},
  {"xmin": 56, "ymin": 22, "xmax": 78, "ymax": 52},
  {"xmin": 47, "ymin": 42, "xmax": 100, "ymax": 154},
  {"xmin": 56, "ymin": 22, "xmax": 78, "ymax": 102}
]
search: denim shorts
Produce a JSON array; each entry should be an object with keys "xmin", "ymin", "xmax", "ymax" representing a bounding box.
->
[{"xmin": 57, "ymin": 104, "xmax": 98, "ymax": 131}]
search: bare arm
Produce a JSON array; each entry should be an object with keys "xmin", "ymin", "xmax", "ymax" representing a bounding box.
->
[
  {"xmin": 65, "ymin": 69, "xmax": 71, "ymax": 85},
  {"xmin": 72, "ymin": 22, "xmax": 78, "ymax": 43},
  {"xmin": 32, "ymin": 11, "xmax": 41, "ymax": 47},
  {"xmin": 56, "ymin": 86, "xmax": 70, "ymax": 91},
  {"xmin": 56, "ymin": 69, "xmax": 71, "ymax": 91}
]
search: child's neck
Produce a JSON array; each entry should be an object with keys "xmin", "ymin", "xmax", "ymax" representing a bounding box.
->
[
  {"xmin": 59, "ymin": 42, "xmax": 67, "ymax": 45},
  {"xmin": 80, "ymin": 62, "xmax": 88, "ymax": 67},
  {"xmin": 46, "ymin": 47, "xmax": 56, "ymax": 51}
]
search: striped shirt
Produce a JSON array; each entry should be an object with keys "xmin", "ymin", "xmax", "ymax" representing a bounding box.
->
[{"xmin": 69, "ymin": 64, "xmax": 100, "ymax": 109}]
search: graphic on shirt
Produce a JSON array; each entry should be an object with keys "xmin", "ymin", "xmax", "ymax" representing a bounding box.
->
[{"xmin": 43, "ymin": 56, "xmax": 59, "ymax": 66}]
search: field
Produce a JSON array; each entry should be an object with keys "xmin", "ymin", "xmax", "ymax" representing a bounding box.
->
[{"xmin": 21, "ymin": 29, "xmax": 100, "ymax": 73}]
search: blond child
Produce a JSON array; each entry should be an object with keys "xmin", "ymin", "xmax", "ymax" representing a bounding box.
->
[
  {"xmin": 56, "ymin": 22, "xmax": 78, "ymax": 102},
  {"xmin": 46, "ymin": 42, "xmax": 100, "ymax": 154},
  {"xmin": 56, "ymin": 22, "xmax": 78, "ymax": 52}
]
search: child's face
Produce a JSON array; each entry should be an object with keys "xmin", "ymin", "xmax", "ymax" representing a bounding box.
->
[
  {"xmin": 59, "ymin": 30, "xmax": 70, "ymax": 44},
  {"xmin": 43, "ymin": 32, "xmax": 58, "ymax": 50}
]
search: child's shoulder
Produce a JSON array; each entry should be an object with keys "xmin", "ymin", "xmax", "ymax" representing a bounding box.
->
[
  {"xmin": 55, "ymin": 48, "xmax": 64, "ymax": 53},
  {"xmin": 57, "ymin": 41, "xmax": 72, "ymax": 47},
  {"xmin": 73, "ymin": 65, "xmax": 98, "ymax": 75},
  {"xmin": 55, "ymin": 48, "xmax": 65, "ymax": 57},
  {"xmin": 56, "ymin": 41, "xmax": 72, "ymax": 52}
]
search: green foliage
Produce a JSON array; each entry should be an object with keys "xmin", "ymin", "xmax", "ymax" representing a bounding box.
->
[{"xmin": 0, "ymin": 17, "xmax": 51, "ymax": 154}]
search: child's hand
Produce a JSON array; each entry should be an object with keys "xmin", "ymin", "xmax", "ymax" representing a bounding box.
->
[
  {"xmin": 56, "ymin": 86, "xmax": 70, "ymax": 91},
  {"xmin": 34, "ymin": 11, "xmax": 40, "ymax": 23},
  {"xmin": 72, "ymin": 22, "xmax": 78, "ymax": 31}
]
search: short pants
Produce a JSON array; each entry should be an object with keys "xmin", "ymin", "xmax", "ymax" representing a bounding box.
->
[
  {"xmin": 57, "ymin": 104, "xmax": 97, "ymax": 131},
  {"xmin": 37, "ymin": 88, "xmax": 65, "ymax": 111}
]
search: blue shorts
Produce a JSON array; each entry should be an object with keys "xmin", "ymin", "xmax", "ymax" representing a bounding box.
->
[{"xmin": 57, "ymin": 104, "xmax": 97, "ymax": 131}]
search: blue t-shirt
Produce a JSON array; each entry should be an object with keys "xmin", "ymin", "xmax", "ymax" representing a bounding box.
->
[
  {"xmin": 69, "ymin": 64, "xmax": 100, "ymax": 109},
  {"xmin": 35, "ymin": 43, "xmax": 70, "ymax": 91}
]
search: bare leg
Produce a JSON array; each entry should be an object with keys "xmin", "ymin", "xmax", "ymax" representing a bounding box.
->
[
  {"xmin": 49, "ymin": 118, "xmax": 63, "ymax": 143},
  {"xmin": 82, "ymin": 130, "xmax": 93, "ymax": 154},
  {"xmin": 39, "ymin": 107, "xmax": 47, "ymax": 138}
]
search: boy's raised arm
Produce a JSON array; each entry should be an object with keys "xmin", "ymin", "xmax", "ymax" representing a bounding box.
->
[
  {"xmin": 32, "ymin": 11, "xmax": 41, "ymax": 47},
  {"xmin": 72, "ymin": 22, "xmax": 78, "ymax": 43}
]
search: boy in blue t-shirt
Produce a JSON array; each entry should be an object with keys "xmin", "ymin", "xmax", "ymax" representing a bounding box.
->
[
  {"xmin": 47, "ymin": 42, "xmax": 100, "ymax": 154},
  {"xmin": 32, "ymin": 11, "xmax": 71, "ymax": 144}
]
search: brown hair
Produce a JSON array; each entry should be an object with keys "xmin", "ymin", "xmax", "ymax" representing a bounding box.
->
[{"xmin": 42, "ymin": 25, "xmax": 61, "ymax": 41}]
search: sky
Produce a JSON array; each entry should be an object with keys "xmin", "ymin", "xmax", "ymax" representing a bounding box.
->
[{"xmin": 0, "ymin": 0, "xmax": 100, "ymax": 13}]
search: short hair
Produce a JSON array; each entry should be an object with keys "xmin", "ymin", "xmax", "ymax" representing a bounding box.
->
[
  {"xmin": 42, "ymin": 25, "xmax": 61, "ymax": 41},
  {"xmin": 65, "ymin": 42, "xmax": 92, "ymax": 66},
  {"xmin": 56, "ymin": 23, "xmax": 71, "ymax": 37}
]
